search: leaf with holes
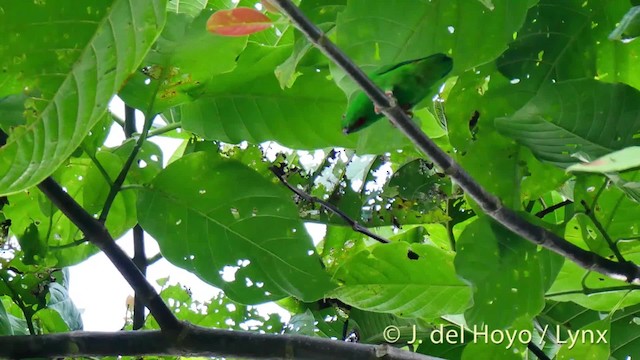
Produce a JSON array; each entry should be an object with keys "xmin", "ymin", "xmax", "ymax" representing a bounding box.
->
[
  {"xmin": 0, "ymin": 0, "xmax": 166, "ymax": 196},
  {"xmin": 206, "ymin": 7, "xmax": 272, "ymax": 36},
  {"xmin": 137, "ymin": 152, "xmax": 336, "ymax": 304},
  {"xmin": 329, "ymin": 242, "xmax": 471, "ymax": 319}
]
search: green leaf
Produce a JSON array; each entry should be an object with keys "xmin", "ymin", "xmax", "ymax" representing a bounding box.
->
[
  {"xmin": 567, "ymin": 147, "xmax": 640, "ymax": 173},
  {"xmin": 0, "ymin": 0, "xmax": 167, "ymax": 196},
  {"xmin": 0, "ymin": 94, "xmax": 29, "ymax": 133},
  {"xmin": 330, "ymin": 242, "xmax": 471, "ymax": 319},
  {"xmin": 0, "ymin": 300, "xmax": 12, "ymax": 336},
  {"xmin": 455, "ymin": 217, "xmax": 563, "ymax": 328},
  {"xmin": 556, "ymin": 318, "xmax": 610, "ymax": 360},
  {"xmin": 446, "ymin": 67, "xmax": 526, "ymax": 208},
  {"xmin": 46, "ymin": 283, "xmax": 83, "ymax": 331},
  {"xmin": 17, "ymin": 222, "xmax": 47, "ymax": 265},
  {"xmin": 385, "ymin": 158, "xmax": 450, "ymax": 213},
  {"xmin": 495, "ymin": 80, "xmax": 640, "ymax": 168},
  {"xmin": 33, "ymin": 308, "xmax": 70, "ymax": 334},
  {"xmin": 111, "ymin": 140, "xmax": 164, "ymax": 184},
  {"xmin": 137, "ymin": 152, "xmax": 336, "ymax": 304},
  {"xmin": 349, "ymin": 307, "xmax": 431, "ymax": 344},
  {"xmin": 333, "ymin": 0, "xmax": 536, "ymax": 84},
  {"xmin": 119, "ymin": 8, "xmax": 247, "ymax": 113},
  {"xmin": 83, "ymin": 151, "xmax": 137, "ymax": 235}
]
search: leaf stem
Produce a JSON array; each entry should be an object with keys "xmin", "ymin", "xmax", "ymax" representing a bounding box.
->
[{"xmin": 147, "ymin": 121, "xmax": 182, "ymax": 138}]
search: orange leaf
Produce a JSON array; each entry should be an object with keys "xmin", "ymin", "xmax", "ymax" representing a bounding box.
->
[
  {"xmin": 207, "ymin": 7, "xmax": 272, "ymax": 36},
  {"xmin": 261, "ymin": 0, "xmax": 280, "ymax": 13}
]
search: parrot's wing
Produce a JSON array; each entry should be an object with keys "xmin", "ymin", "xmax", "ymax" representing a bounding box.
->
[{"xmin": 374, "ymin": 56, "xmax": 431, "ymax": 76}]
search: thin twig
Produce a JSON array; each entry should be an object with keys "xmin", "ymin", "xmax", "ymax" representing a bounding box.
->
[
  {"xmin": 272, "ymin": 0, "xmax": 640, "ymax": 284},
  {"xmin": 147, "ymin": 252, "xmax": 162, "ymax": 265},
  {"xmin": 82, "ymin": 144, "xmax": 113, "ymax": 187},
  {"xmin": 147, "ymin": 122, "xmax": 182, "ymax": 138},
  {"xmin": 48, "ymin": 238, "xmax": 88, "ymax": 250},
  {"xmin": 269, "ymin": 166, "xmax": 390, "ymax": 245},
  {"xmin": 535, "ymin": 200, "xmax": 572, "ymax": 218},
  {"xmin": 580, "ymin": 200, "xmax": 626, "ymax": 263},
  {"xmin": 37, "ymin": 178, "xmax": 181, "ymax": 332}
]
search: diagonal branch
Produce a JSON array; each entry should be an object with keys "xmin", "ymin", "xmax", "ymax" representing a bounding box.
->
[
  {"xmin": 37, "ymin": 177, "xmax": 182, "ymax": 332},
  {"xmin": 0, "ymin": 325, "xmax": 443, "ymax": 360},
  {"xmin": 270, "ymin": 166, "xmax": 390, "ymax": 245},
  {"xmin": 271, "ymin": 0, "xmax": 640, "ymax": 283}
]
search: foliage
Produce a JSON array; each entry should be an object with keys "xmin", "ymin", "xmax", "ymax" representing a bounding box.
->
[{"xmin": 1, "ymin": 0, "xmax": 640, "ymax": 359}]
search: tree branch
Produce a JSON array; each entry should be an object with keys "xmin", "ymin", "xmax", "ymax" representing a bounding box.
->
[
  {"xmin": 0, "ymin": 325, "xmax": 443, "ymax": 360},
  {"xmin": 123, "ymin": 103, "xmax": 149, "ymax": 331},
  {"xmin": 37, "ymin": 178, "xmax": 181, "ymax": 332},
  {"xmin": 270, "ymin": 166, "xmax": 390, "ymax": 245},
  {"xmin": 271, "ymin": 0, "xmax": 640, "ymax": 284}
]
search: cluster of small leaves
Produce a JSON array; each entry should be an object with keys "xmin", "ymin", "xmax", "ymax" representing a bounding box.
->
[
  {"xmin": 127, "ymin": 278, "xmax": 283, "ymax": 333},
  {"xmin": 1, "ymin": 0, "xmax": 640, "ymax": 359}
]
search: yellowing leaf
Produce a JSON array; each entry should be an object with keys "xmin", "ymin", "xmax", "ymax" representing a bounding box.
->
[{"xmin": 207, "ymin": 7, "xmax": 272, "ymax": 36}]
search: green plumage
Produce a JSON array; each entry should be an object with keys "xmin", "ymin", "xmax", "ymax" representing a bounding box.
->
[{"xmin": 342, "ymin": 53, "xmax": 453, "ymax": 134}]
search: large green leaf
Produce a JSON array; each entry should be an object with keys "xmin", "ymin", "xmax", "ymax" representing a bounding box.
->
[
  {"xmin": 4, "ymin": 152, "xmax": 136, "ymax": 266},
  {"xmin": 334, "ymin": 0, "xmax": 536, "ymax": 78},
  {"xmin": 181, "ymin": 43, "xmax": 353, "ymax": 150},
  {"xmin": 0, "ymin": 0, "xmax": 166, "ymax": 196},
  {"xmin": 610, "ymin": 305, "xmax": 640, "ymax": 358},
  {"xmin": 119, "ymin": 4, "xmax": 247, "ymax": 113},
  {"xmin": 455, "ymin": 217, "xmax": 564, "ymax": 328},
  {"xmin": 495, "ymin": 80, "xmax": 640, "ymax": 168},
  {"xmin": 137, "ymin": 152, "xmax": 336, "ymax": 304},
  {"xmin": 447, "ymin": 65, "xmax": 567, "ymax": 208},
  {"xmin": 46, "ymin": 283, "xmax": 83, "ymax": 331},
  {"xmin": 555, "ymin": 318, "xmax": 610, "ymax": 360},
  {"xmin": 330, "ymin": 242, "xmax": 472, "ymax": 319}
]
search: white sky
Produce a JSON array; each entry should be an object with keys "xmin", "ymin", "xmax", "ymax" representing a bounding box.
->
[{"xmin": 68, "ymin": 97, "xmax": 327, "ymax": 331}]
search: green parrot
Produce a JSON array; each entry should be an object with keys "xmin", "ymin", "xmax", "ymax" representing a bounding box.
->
[{"xmin": 342, "ymin": 53, "xmax": 453, "ymax": 134}]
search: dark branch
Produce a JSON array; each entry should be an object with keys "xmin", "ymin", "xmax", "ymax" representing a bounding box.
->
[
  {"xmin": 0, "ymin": 325, "xmax": 443, "ymax": 360},
  {"xmin": 271, "ymin": 0, "xmax": 640, "ymax": 284},
  {"xmin": 123, "ymin": 104, "xmax": 149, "ymax": 330},
  {"xmin": 535, "ymin": 200, "xmax": 572, "ymax": 218},
  {"xmin": 269, "ymin": 166, "xmax": 390, "ymax": 244},
  {"xmin": 37, "ymin": 178, "xmax": 181, "ymax": 332}
]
